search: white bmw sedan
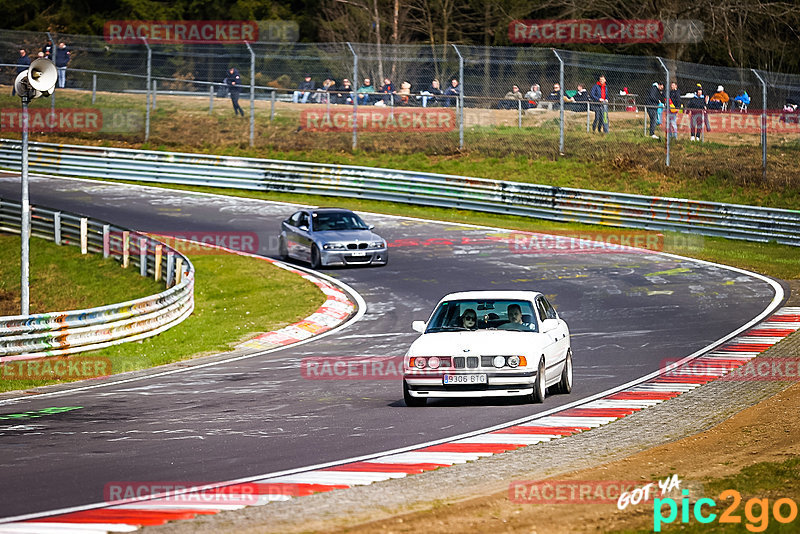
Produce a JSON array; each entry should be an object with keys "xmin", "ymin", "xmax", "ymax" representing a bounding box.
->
[{"xmin": 403, "ymin": 291, "xmax": 572, "ymax": 406}]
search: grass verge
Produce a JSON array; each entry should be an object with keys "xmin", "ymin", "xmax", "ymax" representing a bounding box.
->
[{"xmin": 0, "ymin": 235, "xmax": 325, "ymax": 393}]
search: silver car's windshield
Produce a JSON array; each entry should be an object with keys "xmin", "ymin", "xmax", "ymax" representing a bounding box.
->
[
  {"xmin": 425, "ymin": 299, "xmax": 538, "ymax": 333},
  {"xmin": 312, "ymin": 212, "xmax": 369, "ymax": 231}
]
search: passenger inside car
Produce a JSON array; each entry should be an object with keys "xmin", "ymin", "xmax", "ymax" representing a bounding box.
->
[{"xmin": 460, "ymin": 309, "xmax": 478, "ymax": 330}]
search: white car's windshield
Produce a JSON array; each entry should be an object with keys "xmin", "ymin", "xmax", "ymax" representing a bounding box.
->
[
  {"xmin": 312, "ymin": 212, "xmax": 369, "ymax": 231},
  {"xmin": 426, "ymin": 299, "xmax": 538, "ymax": 333}
]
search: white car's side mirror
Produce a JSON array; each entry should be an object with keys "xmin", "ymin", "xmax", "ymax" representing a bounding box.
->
[{"xmin": 412, "ymin": 321, "xmax": 426, "ymax": 333}]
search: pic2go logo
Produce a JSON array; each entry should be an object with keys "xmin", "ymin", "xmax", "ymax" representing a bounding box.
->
[{"xmin": 654, "ymin": 489, "xmax": 799, "ymax": 532}]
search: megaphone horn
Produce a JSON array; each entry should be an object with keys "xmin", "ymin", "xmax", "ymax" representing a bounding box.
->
[{"xmin": 28, "ymin": 59, "xmax": 57, "ymax": 94}]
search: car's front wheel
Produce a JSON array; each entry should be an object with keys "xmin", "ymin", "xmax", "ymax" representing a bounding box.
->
[
  {"xmin": 278, "ymin": 236, "xmax": 289, "ymax": 261},
  {"xmin": 528, "ymin": 357, "xmax": 546, "ymax": 404},
  {"xmin": 403, "ymin": 380, "xmax": 426, "ymax": 407},
  {"xmin": 310, "ymin": 244, "xmax": 322, "ymax": 269},
  {"xmin": 556, "ymin": 349, "xmax": 573, "ymax": 394}
]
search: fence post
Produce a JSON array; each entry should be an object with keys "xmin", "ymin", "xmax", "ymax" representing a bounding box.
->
[
  {"xmin": 80, "ymin": 218, "xmax": 88, "ymax": 254},
  {"xmin": 209, "ymin": 84, "xmax": 214, "ymax": 114},
  {"xmin": 92, "ymin": 74, "xmax": 97, "ymax": 104},
  {"xmin": 751, "ymin": 69, "xmax": 767, "ymax": 180},
  {"xmin": 47, "ymin": 31, "xmax": 55, "ymax": 114},
  {"xmin": 346, "ymin": 42, "xmax": 358, "ymax": 150},
  {"xmin": 244, "ymin": 41, "xmax": 255, "ymax": 147},
  {"xmin": 518, "ymin": 100, "xmax": 522, "ymax": 128},
  {"xmin": 166, "ymin": 250, "xmax": 175, "ymax": 287},
  {"xmin": 154, "ymin": 244, "xmax": 163, "ymax": 281},
  {"xmin": 586, "ymin": 101, "xmax": 590, "ymax": 132},
  {"xmin": 103, "ymin": 224, "xmax": 110, "ymax": 258},
  {"xmin": 452, "ymin": 44, "xmax": 464, "ymax": 151},
  {"xmin": 54, "ymin": 211, "xmax": 61, "ymax": 245},
  {"xmin": 142, "ymin": 37, "xmax": 151, "ymax": 143},
  {"xmin": 152, "ymin": 79, "xmax": 157, "ymax": 109},
  {"xmin": 270, "ymin": 89, "xmax": 276, "ymax": 121},
  {"xmin": 657, "ymin": 57, "xmax": 670, "ymax": 167},
  {"xmin": 139, "ymin": 237, "xmax": 148, "ymax": 277},
  {"xmin": 553, "ymin": 49, "xmax": 565, "ymax": 155},
  {"xmin": 122, "ymin": 231, "xmax": 130, "ymax": 268}
]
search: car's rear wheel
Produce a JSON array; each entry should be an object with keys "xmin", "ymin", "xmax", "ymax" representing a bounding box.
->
[
  {"xmin": 527, "ymin": 357, "xmax": 546, "ymax": 404},
  {"xmin": 403, "ymin": 380, "xmax": 426, "ymax": 407},
  {"xmin": 278, "ymin": 236, "xmax": 289, "ymax": 261},
  {"xmin": 310, "ymin": 244, "xmax": 322, "ymax": 269},
  {"xmin": 556, "ymin": 349, "xmax": 573, "ymax": 394}
]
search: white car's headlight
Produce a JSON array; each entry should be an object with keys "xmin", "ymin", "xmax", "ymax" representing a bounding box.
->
[
  {"xmin": 492, "ymin": 355, "xmax": 506, "ymax": 368},
  {"xmin": 323, "ymin": 243, "xmax": 347, "ymax": 250},
  {"xmin": 507, "ymin": 355, "xmax": 521, "ymax": 368},
  {"xmin": 427, "ymin": 356, "xmax": 440, "ymax": 369},
  {"xmin": 414, "ymin": 357, "xmax": 427, "ymax": 369}
]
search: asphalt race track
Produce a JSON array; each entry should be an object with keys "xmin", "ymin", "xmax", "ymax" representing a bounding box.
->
[{"xmin": 0, "ymin": 174, "xmax": 781, "ymax": 518}]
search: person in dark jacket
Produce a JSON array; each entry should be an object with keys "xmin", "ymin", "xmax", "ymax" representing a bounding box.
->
[
  {"xmin": 590, "ymin": 75, "xmax": 609, "ymax": 133},
  {"xmin": 667, "ymin": 81, "xmax": 682, "ymax": 139},
  {"xmin": 54, "ymin": 42, "xmax": 71, "ymax": 88},
  {"xmin": 11, "ymin": 49, "xmax": 30, "ymax": 96},
  {"xmin": 334, "ymin": 78, "xmax": 353, "ymax": 105},
  {"xmin": 225, "ymin": 67, "xmax": 245, "ymax": 116},
  {"xmin": 42, "ymin": 40, "xmax": 53, "ymax": 60},
  {"xmin": 686, "ymin": 84, "xmax": 708, "ymax": 140},
  {"xmin": 646, "ymin": 82, "xmax": 664, "ymax": 138},
  {"xmin": 292, "ymin": 74, "xmax": 315, "ymax": 104}
]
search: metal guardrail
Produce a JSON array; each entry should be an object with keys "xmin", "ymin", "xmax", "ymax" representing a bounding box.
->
[
  {"xmin": 0, "ymin": 197, "xmax": 195, "ymax": 360},
  {"xmin": 0, "ymin": 139, "xmax": 798, "ymax": 246}
]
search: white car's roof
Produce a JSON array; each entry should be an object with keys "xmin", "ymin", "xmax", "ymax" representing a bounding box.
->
[{"xmin": 437, "ymin": 290, "xmax": 543, "ymax": 302}]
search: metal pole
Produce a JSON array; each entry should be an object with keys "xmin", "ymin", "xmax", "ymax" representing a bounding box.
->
[
  {"xmin": 553, "ymin": 50, "xmax": 564, "ymax": 154},
  {"xmin": 270, "ymin": 89, "xmax": 276, "ymax": 121},
  {"xmin": 244, "ymin": 41, "xmax": 255, "ymax": 147},
  {"xmin": 92, "ymin": 73, "xmax": 97, "ymax": 104},
  {"xmin": 209, "ymin": 84, "xmax": 214, "ymax": 113},
  {"xmin": 751, "ymin": 69, "xmax": 767, "ymax": 180},
  {"xmin": 346, "ymin": 42, "xmax": 358, "ymax": 150},
  {"xmin": 657, "ymin": 57, "xmax": 670, "ymax": 167},
  {"xmin": 142, "ymin": 38, "xmax": 151, "ymax": 143},
  {"xmin": 586, "ymin": 102, "xmax": 590, "ymax": 132},
  {"xmin": 452, "ymin": 44, "xmax": 464, "ymax": 150},
  {"xmin": 518, "ymin": 100, "xmax": 522, "ymax": 128},
  {"xmin": 20, "ymin": 97, "xmax": 30, "ymax": 315},
  {"xmin": 152, "ymin": 79, "xmax": 157, "ymax": 109},
  {"xmin": 47, "ymin": 31, "xmax": 56, "ymax": 114}
]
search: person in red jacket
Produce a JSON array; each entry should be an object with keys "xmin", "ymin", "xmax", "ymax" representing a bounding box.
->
[{"xmin": 590, "ymin": 75, "xmax": 609, "ymax": 133}]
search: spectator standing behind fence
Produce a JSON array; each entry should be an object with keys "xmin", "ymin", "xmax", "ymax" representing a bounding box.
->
[
  {"xmin": 708, "ymin": 85, "xmax": 729, "ymax": 110},
  {"xmin": 11, "ymin": 49, "xmax": 30, "ymax": 96},
  {"xmin": 293, "ymin": 74, "xmax": 315, "ymax": 104},
  {"xmin": 41, "ymin": 39, "xmax": 53, "ymax": 60},
  {"xmin": 54, "ymin": 42, "xmax": 70, "ymax": 88},
  {"xmin": 444, "ymin": 79, "xmax": 460, "ymax": 106},
  {"xmin": 525, "ymin": 84, "xmax": 541, "ymax": 108},
  {"xmin": 646, "ymin": 81, "xmax": 664, "ymax": 138},
  {"xmin": 357, "ymin": 77, "xmax": 374, "ymax": 105},
  {"xmin": 590, "ymin": 75, "xmax": 609, "ymax": 133},
  {"xmin": 686, "ymin": 84, "xmax": 709, "ymax": 141},
  {"xmin": 667, "ymin": 81, "xmax": 682, "ymax": 139},
  {"xmin": 224, "ymin": 67, "xmax": 245, "ymax": 116},
  {"xmin": 420, "ymin": 79, "xmax": 443, "ymax": 107}
]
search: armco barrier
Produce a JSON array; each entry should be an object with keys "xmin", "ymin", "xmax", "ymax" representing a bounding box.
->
[
  {"xmin": 0, "ymin": 139, "xmax": 798, "ymax": 246},
  {"xmin": 0, "ymin": 198, "xmax": 194, "ymax": 360}
]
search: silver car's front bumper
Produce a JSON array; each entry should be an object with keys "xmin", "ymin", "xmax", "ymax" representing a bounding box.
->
[{"xmin": 321, "ymin": 247, "xmax": 388, "ymax": 266}]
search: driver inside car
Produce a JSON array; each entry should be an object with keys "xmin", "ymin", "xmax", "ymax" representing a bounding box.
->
[{"xmin": 460, "ymin": 309, "xmax": 478, "ymax": 330}]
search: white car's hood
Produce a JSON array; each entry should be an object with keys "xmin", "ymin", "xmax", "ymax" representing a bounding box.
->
[{"xmin": 407, "ymin": 330, "xmax": 547, "ymax": 357}]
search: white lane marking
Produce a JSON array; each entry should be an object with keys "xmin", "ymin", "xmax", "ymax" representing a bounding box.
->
[
  {"xmin": 255, "ymin": 472, "xmax": 405, "ymax": 485},
  {"xmin": 453, "ymin": 435, "xmax": 553, "ymax": 445},
  {"xmin": 0, "ymin": 524, "xmax": 138, "ymax": 533}
]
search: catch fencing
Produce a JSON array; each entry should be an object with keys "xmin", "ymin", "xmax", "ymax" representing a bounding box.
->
[
  {"xmin": 0, "ymin": 139, "xmax": 797, "ymax": 247},
  {"xmin": 2, "ymin": 29, "xmax": 800, "ymax": 183},
  {"xmin": 0, "ymin": 197, "xmax": 195, "ymax": 360}
]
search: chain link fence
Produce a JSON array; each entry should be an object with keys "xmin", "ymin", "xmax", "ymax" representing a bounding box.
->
[{"xmin": 2, "ymin": 29, "xmax": 799, "ymax": 184}]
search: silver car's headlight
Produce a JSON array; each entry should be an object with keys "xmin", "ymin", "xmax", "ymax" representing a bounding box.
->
[
  {"xmin": 323, "ymin": 243, "xmax": 347, "ymax": 250},
  {"xmin": 492, "ymin": 355, "xmax": 506, "ymax": 368},
  {"xmin": 369, "ymin": 240, "xmax": 385, "ymax": 249}
]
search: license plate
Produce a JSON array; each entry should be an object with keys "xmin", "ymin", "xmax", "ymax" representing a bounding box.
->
[
  {"xmin": 350, "ymin": 251, "xmax": 367, "ymax": 257},
  {"xmin": 443, "ymin": 374, "xmax": 487, "ymax": 385}
]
